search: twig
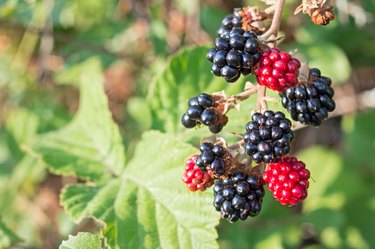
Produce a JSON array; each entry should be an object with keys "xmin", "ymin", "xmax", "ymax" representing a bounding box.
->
[{"xmin": 261, "ymin": 0, "xmax": 286, "ymax": 39}]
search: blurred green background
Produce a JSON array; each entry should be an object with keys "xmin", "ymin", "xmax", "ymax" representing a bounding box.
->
[{"xmin": 0, "ymin": 0, "xmax": 375, "ymax": 248}]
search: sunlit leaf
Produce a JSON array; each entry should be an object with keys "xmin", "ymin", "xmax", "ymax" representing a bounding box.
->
[
  {"xmin": 59, "ymin": 232, "xmax": 101, "ymax": 249},
  {"xmin": 29, "ymin": 59, "xmax": 125, "ymax": 181},
  {"xmin": 61, "ymin": 131, "xmax": 220, "ymax": 249}
]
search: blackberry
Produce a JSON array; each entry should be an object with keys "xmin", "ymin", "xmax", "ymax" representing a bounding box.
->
[
  {"xmin": 207, "ymin": 28, "xmax": 261, "ymax": 83},
  {"xmin": 244, "ymin": 111, "xmax": 294, "ymax": 163},
  {"xmin": 280, "ymin": 68, "xmax": 335, "ymax": 126},
  {"xmin": 196, "ymin": 142, "xmax": 227, "ymax": 176},
  {"xmin": 181, "ymin": 93, "xmax": 227, "ymax": 133},
  {"xmin": 217, "ymin": 10, "xmax": 244, "ymax": 39},
  {"xmin": 213, "ymin": 172, "xmax": 265, "ymax": 222}
]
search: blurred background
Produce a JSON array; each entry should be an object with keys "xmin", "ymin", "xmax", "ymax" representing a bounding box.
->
[{"xmin": 0, "ymin": 0, "xmax": 375, "ymax": 248}]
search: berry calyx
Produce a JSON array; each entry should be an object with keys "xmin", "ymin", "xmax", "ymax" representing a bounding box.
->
[
  {"xmin": 254, "ymin": 48, "xmax": 301, "ymax": 92},
  {"xmin": 263, "ymin": 156, "xmax": 310, "ymax": 205},
  {"xmin": 280, "ymin": 68, "xmax": 335, "ymax": 126},
  {"xmin": 181, "ymin": 93, "xmax": 228, "ymax": 133},
  {"xmin": 207, "ymin": 28, "xmax": 261, "ymax": 83},
  {"xmin": 182, "ymin": 154, "xmax": 214, "ymax": 191},
  {"xmin": 213, "ymin": 172, "xmax": 265, "ymax": 222},
  {"xmin": 244, "ymin": 110, "xmax": 294, "ymax": 163}
]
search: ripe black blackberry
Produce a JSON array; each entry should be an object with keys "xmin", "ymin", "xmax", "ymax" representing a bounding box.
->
[
  {"xmin": 244, "ymin": 111, "xmax": 294, "ymax": 163},
  {"xmin": 217, "ymin": 11, "xmax": 243, "ymax": 38},
  {"xmin": 213, "ymin": 172, "xmax": 265, "ymax": 222},
  {"xmin": 181, "ymin": 93, "xmax": 226, "ymax": 133},
  {"xmin": 196, "ymin": 142, "xmax": 227, "ymax": 176},
  {"xmin": 206, "ymin": 28, "xmax": 261, "ymax": 83},
  {"xmin": 280, "ymin": 68, "xmax": 336, "ymax": 126}
]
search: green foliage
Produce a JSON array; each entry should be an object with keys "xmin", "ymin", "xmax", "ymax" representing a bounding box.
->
[
  {"xmin": 26, "ymin": 57, "xmax": 219, "ymax": 248},
  {"xmin": 59, "ymin": 232, "xmax": 101, "ymax": 249},
  {"xmin": 291, "ymin": 42, "xmax": 351, "ymax": 84},
  {"xmin": 1, "ymin": 0, "xmax": 374, "ymax": 248},
  {"xmin": 60, "ymin": 131, "xmax": 220, "ymax": 249},
  {"xmin": 30, "ymin": 59, "xmax": 125, "ymax": 182},
  {"xmin": 147, "ymin": 46, "xmax": 244, "ymax": 133},
  {"xmin": 0, "ymin": 219, "xmax": 21, "ymax": 249}
]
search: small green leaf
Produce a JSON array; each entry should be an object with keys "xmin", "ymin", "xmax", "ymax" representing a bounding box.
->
[
  {"xmin": 29, "ymin": 59, "xmax": 125, "ymax": 181},
  {"xmin": 59, "ymin": 232, "xmax": 102, "ymax": 249},
  {"xmin": 61, "ymin": 131, "xmax": 220, "ymax": 249},
  {"xmin": 0, "ymin": 219, "xmax": 21, "ymax": 249}
]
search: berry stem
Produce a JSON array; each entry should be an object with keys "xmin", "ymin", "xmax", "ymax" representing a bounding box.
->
[
  {"xmin": 233, "ymin": 83, "xmax": 258, "ymax": 101},
  {"xmin": 256, "ymin": 0, "xmax": 286, "ymax": 112},
  {"xmin": 256, "ymin": 86, "xmax": 268, "ymax": 111},
  {"xmin": 261, "ymin": 0, "xmax": 286, "ymax": 39}
]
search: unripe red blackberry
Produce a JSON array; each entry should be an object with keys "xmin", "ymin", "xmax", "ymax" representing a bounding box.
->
[
  {"xmin": 182, "ymin": 154, "xmax": 214, "ymax": 191},
  {"xmin": 181, "ymin": 93, "xmax": 227, "ymax": 133},
  {"xmin": 254, "ymin": 48, "xmax": 301, "ymax": 92},
  {"xmin": 244, "ymin": 111, "xmax": 294, "ymax": 163},
  {"xmin": 207, "ymin": 28, "xmax": 261, "ymax": 83},
  {"xmin": 263, "ymin": 156, "xmax": 310, "ymax": 205},
  {"xmin": 213, "ymin": 172, "xmax": 265, "ymax": 222},
  {"xmin": 280, "ymin": 68, "xmax": 335, "ymax": 126}
]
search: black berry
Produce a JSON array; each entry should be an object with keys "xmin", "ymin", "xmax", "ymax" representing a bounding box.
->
[
  {"xmin": 196, "ymin": 142, "xmax": 227, "ymax": 176},
  {"xmin": 280, "ymin": 68, "xmax": 336, "ymax": 126},
  {"xmin": 213, "ymin": 173, "xmax": 265, "ymax": 222},
  {"xmin": 244, "ymin": 111, "xmax": 294, "ymax": 163},
  {"xmin": 181, "ymin": 93, "xmax": 226, "ymax": 133},
  {"xmin": 207, "ymin": 27, "xmax": 261, "ymax": 83}
]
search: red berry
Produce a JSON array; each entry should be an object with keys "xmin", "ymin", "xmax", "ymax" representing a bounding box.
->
[
  {"xmin": 182, "ymin": 154, "xmax": 214, "ymax": 191},
  {"xmin": 255, "ymin": 49, "xmax": 301, "ymax": 92},
  {"xmin": 263, "ymin": 156, "xmax": 310, "ymax": 205}
]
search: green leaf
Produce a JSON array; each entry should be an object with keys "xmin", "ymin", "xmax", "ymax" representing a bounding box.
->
[
  {"xmin": 61, "ymin": 180, "xmax": 120, "ymax": 223},
  {"xmin": 29, "ymin": 59, "xmax": 125, "ymax": 181},
  {"xmin": 61, "ymin": 131, "xmax": 220, "ymax": 249},
  {"xmin": 0, "ymin": 219, "xmax": 21, "ymax": 249},
  {"xmin": 200, "ymin": 5, "xmax": 226, "ymax": 39},
  {"xmin": 342, "ymin": 109, "xmax": 375, "ymax": 168},
  {"xmin": 59, "ymin": 232, "xmax": 102, "ymax": 249},
  {"xmin": 147, "ymin": 46, "xmax": 247, "ymax": 133},
  {"xmin": 297, "ymin": 146, "xmax": 343, "ymax": 212},
  {"xmin": 288, "ymin": 42, "xmax": 351, "ymax": 84},
  {"xmin": 5, "ymin": 108, "xmax": 39, "ymax": 160}
]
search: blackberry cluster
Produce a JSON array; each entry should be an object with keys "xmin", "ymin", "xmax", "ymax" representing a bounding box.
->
[
  {"xmin": 244, "ymin": 111, "xmax": 294, "ymax": 163},
  {"xmin": 263, "ymin": 157, "xmax": 310, "ymax": 205},
  {"xmin": 217, "ymin": 11, "xmax": 243, "ymax": 38},
  {"xmin": 181, "ymin": 93, "xmax": 225, "ymax": 133},
  {"xmin": 206, "ymin": 28, "xmax": 261, "ymax": 83},
  {"xmin": 254, "ymin": 48, "xmax": 301, "ymax": 92},
  {"xmin": 213, "ymin": 172, "xmax": 264, "ymax": 222},
  {"xmin": 280, "ymin": 68, "xmax": 335, "ymax": 126},
  {"xmin": 182, "ymin": 154, "xmax": 214, "ymax": 192},
  {"xmin": 196, "ymin": 142, "xmax": 226, "ymax": 176}
]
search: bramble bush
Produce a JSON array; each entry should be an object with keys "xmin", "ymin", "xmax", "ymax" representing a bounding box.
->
[{"xmin": 0, "ymin": 0, "xmax": 375, "ymax": 248}]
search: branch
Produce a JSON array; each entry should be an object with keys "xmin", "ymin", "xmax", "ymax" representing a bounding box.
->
[{"xmin": 261, "ymin": 0, "xmax": 286, "ymax": 39}]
